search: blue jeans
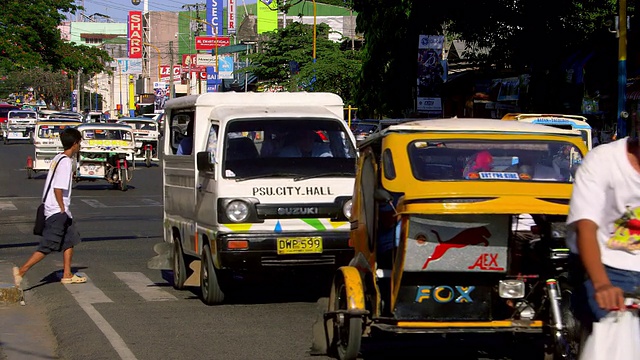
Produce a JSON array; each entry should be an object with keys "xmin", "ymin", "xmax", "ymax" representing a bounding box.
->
[{"xmin": 583, "ymin": 265, "xmax": 640, "ymax": 321}]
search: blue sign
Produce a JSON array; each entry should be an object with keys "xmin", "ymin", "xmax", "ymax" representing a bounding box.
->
[
  {"xmin": 206, "ymin": 67, "xmax": 219, "ymax": 92},
  {"xmin": 206, "ymin": 0, "xmax": 223, "ymax": 36}
]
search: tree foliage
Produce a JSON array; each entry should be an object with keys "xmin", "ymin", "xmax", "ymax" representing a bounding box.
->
[
  {"xmin": 1, "ymin": 69, "xmax": 70, "ymax": 108},
  {"xmin": 0, "ymin": 0, "xmax": 111, "ymax": 74},
  {"xmin": 243, "ymin": 21, "xmax": 361, "ymax": 104},
  {"xmin": 352, "ymin": 0, "xmax": 623, "ymax": 117}
]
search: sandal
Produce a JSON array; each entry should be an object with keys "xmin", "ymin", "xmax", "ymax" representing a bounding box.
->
[
  {"xmin": 12, "ymin": 266, "xmax": 22, "ymax": 288},
  {"xmin": 61, "ymin": 274, "xmax": 87, "ymax": 284}
]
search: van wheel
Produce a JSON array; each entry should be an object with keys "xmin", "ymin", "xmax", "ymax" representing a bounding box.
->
[
  {"xmin": 172, "ymin": 238, "xmax": 187, "ymax": 290},
  {"xmin": 200, "ymin": 244, "xmax": 224, "ymax": 305}
]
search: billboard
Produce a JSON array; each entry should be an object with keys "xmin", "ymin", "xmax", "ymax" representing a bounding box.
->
[
  {"xmin": 205, "ymin": 0, "xmax": 223, "ymax": 36},
  {"xmin": 196, "ymin": 55, "xmax": 234, "ymax": 79},
  {"xmin": 257, "ymin": 0, "xmax": 278, "ymax": 34},
  {"xmin": 182, "ymin": 54, "xmax": 206, "ymax": 72},
  {"xmin": 195, "ymin": 36, "xmax": 230, "ymax": 50},
  {"xmin": 228, "ymin": 0, "xmax": 237, "ymax": 35},
  {"xmin": 117, "ymin": 58, "xmax": 143, "ymax": 74},
  {"xmin": 160, "ymin": 65, "xmax": 181, "ymax": 81},
  {"xmin": 128, "ymin": 11, "xmax": 143, "ymax": 59}
]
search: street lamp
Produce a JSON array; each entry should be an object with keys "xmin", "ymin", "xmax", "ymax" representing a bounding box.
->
[{"xmin": 144, "ymin": 42, "xmax": 162, "ymax": 81}]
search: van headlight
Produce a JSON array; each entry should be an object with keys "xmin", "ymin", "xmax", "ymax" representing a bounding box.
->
[
  {"xmin": 499, "ymin": 280, "xmax": 525, "ymax": 299},
  {"xmin": 343, "ymin": 199, "xmax": 353, "ymax": 219},
  {"xmin": 226, "ymin": 200, "xmax": 249, "ymax": 223}
]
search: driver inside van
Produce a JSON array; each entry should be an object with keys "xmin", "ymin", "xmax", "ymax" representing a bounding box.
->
[{"xmin": 278, "ymin": 129, "xmax": 332, "ymax": 158}]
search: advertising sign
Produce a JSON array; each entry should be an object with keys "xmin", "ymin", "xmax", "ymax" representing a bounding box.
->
[
  {"xmin": 228, "ymin": 0, "xmax": 237, "ymax": 34},
  {"xmin": 160, "ymin": 65, "xmax": 181, "ymax": 81},
  {"xmin": 195, "ymin": 36, "xmax": 230, "ymax": 50},
  {"xmin": 205, "ymin": 0, "xmax": 223, "ymax": 36},
  {"xmin": 416, "ymin": 34, "xmax": 445, "ymax": 116},
  {"xmin": 216, "ymin": 56, "xmax": 234, "ymax": 79},
  {"xmin": 153, "ymin": 82, "xmax": 168, "ymax": 111},
  {"xmin": 117, "ymin": 58, "xmax": 143, "ymax": 74},
  {"xmin": 257, "ymin": 0, "xmax": 278, "ymax": 34},
  {"xmin": 182, "ymin": 54, "xmax": 206, "ymax": 72},
  {"xmin": 207, "ymin": 67, "xmax": 219, "ymax": 92},
  {"xmin": 128, "ymin": 11, "xmax": 143, "ymax": 59}
]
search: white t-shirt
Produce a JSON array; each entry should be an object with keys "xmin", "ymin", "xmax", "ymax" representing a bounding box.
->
[
  {"xmin": 512, "ymin": 214, "xmax": 536, "ymax": 232},
  {"xmin": 566, "ymin": 137, "xmax": 640, "ymax": 272},
  {"xmin": 43, "ymin": 153, "xmax": 73, "ymax": 219}
]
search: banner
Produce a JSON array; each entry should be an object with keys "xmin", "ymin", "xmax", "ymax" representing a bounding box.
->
[
  {"xmin": 153, "ymin": 82, "xmax": 169, "ymax": 112},
  {"xmin": 197, "ymin": 55, "xmax": 234, "ymax": 79},
  {"xmin": 257, "ymin": 0, "xmax": 278, "ymax": 34},
  {"xmin": 128, "ymin": 11, "xmax": 143, "ymax": 59},
  {"xmin": 205, "ymin": 0, "xmax": 223, "ymax": 36},
  {"xmin": 182, "ymin": 54, "xmax": 206, "ymax": 72},
  {"xmin": 416, "ymin": 35, "xmax": 445, "ymax": 116},
  {"xmin": 228, "ymin": 0, "xmax": 237, "ymax": 34},
  {"xmin": 207, "ymin": 67, "xmax": 220, "ymax": 92}
]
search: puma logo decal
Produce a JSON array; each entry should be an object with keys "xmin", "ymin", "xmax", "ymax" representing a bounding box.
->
[{"xmin": 421, "ymin": 227, "xmax": 491, "ymax": 270}]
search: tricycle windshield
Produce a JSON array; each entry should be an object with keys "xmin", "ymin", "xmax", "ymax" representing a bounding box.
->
[
  {"xmin": 8, "ymin": 111, "xmax": 37, "ymax": 119},
  {"xmin": 82, "ymin": 129, "xmax": 133, "ymax": 141},
  {"xmin": 408, "ymin": 139, "xmax": 583, "ymax": 182},
  {"xmin": 222, "ymin": 118, "xmax": 356, "ymax": 180}
]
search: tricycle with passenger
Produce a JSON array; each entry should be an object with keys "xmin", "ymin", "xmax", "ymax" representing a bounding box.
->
[
  {"xmin": 75, "ymin": 123, "xmax": 136, "ymax": 191},
  {"xmin": 314, "ymin": 118, "xmax": 588, "ymax": 359}
]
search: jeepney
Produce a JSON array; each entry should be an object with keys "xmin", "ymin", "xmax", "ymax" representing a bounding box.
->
[
  {"xmin": 118, "ymin": 117, "xmax": 160, "ymax": 167},
  {"xmin": 314, "ymin": 118, "xmax": 588, "ymax": 360},
  {"xmin": 162, "ymin": 92, "xmax": 357, "ymax": 305},
  {"xmin": 3, "ymin": 110, "xmax": 38, "ymax": 144},
  {"xmin": 26, "ymin": 119, "xmax": 83, "ymax": 179}
]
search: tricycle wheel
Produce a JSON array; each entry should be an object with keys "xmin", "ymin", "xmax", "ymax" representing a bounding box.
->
[
  {"xmin": 145, "ymin": 151, "xmax": 152, "ymax": 167},
  {"xmin": 119, "ymin": 169, "xmax": 128, "ymax": 191},
  {"xmin": 27, "ymin": 168, "xmax": 33, "ymax": 179},
  {"xmin": 200, "ymin": 244, "xmax": 224, "ymax": 305},
  {"xmin": 331, "ymin": 277, "xmax": 362, "ymax": 360},
  {"xmin": 172, "ymin": 238, "xmax": 187, "ymax": 290}
]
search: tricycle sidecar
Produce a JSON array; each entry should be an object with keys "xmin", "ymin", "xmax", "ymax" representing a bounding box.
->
[{"xmin": 320, "ymin": 118, "xmax": 588, "ymax": 360}]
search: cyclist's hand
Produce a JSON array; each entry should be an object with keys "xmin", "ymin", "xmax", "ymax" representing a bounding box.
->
[{"xmin": 594, "ymin": 283, "xmax": 625, "ymax": 311}]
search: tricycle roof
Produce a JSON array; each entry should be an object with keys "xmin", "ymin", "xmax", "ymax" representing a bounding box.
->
[
  {"xmin": 77, "ymin": 123, "xmax": 134, "ymax": 131},
  {"xmin": 117, "ymin": 117, "xmax": 156, "ymax": 123}
]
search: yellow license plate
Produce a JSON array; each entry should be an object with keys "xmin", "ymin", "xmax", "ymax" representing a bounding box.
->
[{"xmin": 276, "ymin": 237, "xmax": 323, "ymax": 254}]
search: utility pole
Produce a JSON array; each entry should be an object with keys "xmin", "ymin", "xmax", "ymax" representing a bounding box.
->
[
  {"xmin": 618, "ymin": 0, "xmax": 628, "ymax": 138},
  {"xmin": 169, "ymin": 41, "xmax": 175, "ymax": 99},
  {"xmin": 77, "ymin": 68, "xmax": 82, "ymax": 112},
  {"xmin": 282, "ymin": 0, "xmax": 287, "ymax": 29}
]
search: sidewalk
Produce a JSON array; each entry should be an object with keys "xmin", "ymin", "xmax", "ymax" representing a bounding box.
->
[{"xmin": 0, "ymin": 260, "xmax": 58, "ymax": 360}]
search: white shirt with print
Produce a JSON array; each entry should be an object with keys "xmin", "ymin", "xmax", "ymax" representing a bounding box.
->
[
  {"xmin": 43, "ymin": 153, "xmax": 73, "ymax": 219},
  {"xmin": 566, "ymin": 137, "xmax": 640, "ymax": 272}
]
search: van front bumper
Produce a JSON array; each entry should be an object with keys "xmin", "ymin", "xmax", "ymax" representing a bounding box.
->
[{"xmin": 216, "ymin": 232, "xmax": 353, "ymax": 269}]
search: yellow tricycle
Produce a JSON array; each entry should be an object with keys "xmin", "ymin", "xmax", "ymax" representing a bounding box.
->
[{"xmin": 315, "ymin": 118, "xmax": 588, "ymax": 359}]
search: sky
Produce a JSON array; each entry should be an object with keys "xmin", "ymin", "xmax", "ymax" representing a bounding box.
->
[{"xmin": 75, "ymin": 0, "xmax": 259, "ymax": 24}]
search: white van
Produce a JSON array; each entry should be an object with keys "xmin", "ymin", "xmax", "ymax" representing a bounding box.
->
[{"xmin": 162, "ymin": 92, "xmax": 357, "ymax": 304}]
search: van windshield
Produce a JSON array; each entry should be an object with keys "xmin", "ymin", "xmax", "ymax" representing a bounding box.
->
[
  {"xmin": 222, "ymin": 118, "xmax": 356, "ymax": 180},
  {"xmin": 407, "ymin": 140, "xmax": 583, "ymax": 183}
]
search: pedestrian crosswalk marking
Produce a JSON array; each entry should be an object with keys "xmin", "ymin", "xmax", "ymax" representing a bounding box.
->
[
  {"xmin": 114, "ymin": 272, "xmax": 177, "ymax": 302},
  {"xmin": 82, "ymin": 199, "xmax": 108, "ymax": 208},
  {"xmin": 81, "ymin": 198, "xmax": 162, "ymax": 208},
  {"xmin": 0, "ymin": 201, "xmax": 17, "ymax": 211}
]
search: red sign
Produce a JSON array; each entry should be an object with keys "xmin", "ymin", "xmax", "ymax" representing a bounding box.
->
[
  {"xmin": 181, "ymin": 54, "xmax": 206, "ymax": 72},
  {"xmin": 468, "ymin": 253, "xmax": 505, "ymax": 271},
  {"xmin": 159, "ymin": 65, "xmax": 181, "ymax": 81},
  {"xmin": 128, "ymin": 11, "xmax": 143, "ymax": 58},
  {"xmin": 195, "ymin": 36, "xmax": 231, "ymax": 50}
]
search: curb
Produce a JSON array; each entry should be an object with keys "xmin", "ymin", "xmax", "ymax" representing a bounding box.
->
[{"xmin": 0, "ymin": 261, "xmax": 20, "ymax": 304}]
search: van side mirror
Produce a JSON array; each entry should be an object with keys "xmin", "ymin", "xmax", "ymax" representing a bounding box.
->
[
  {"xmin": 197, "ymin": 151, "xmax": 215, "ymax": 172},
  {"xmin": 374, "ymin": 188, "xmax": 393, "ymax": 203}
]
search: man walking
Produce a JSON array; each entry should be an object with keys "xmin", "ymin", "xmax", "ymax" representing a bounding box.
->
[{"xmin": 13, "ymin": 127, "xmax": 87, "ymax": 286}]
